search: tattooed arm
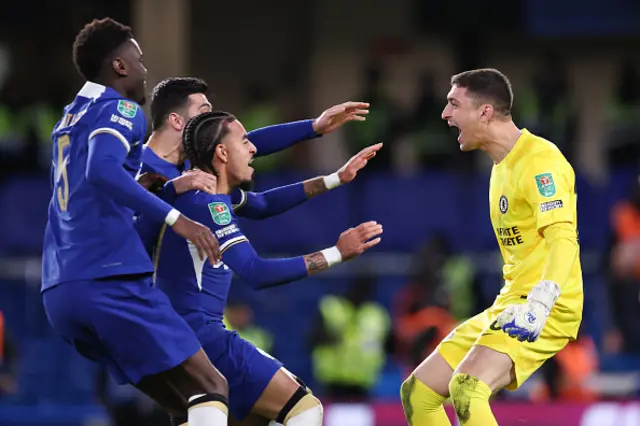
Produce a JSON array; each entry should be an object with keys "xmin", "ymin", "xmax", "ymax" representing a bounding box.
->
[
  {"xmin": 222, "ymin": 221, "xmax": 383, "ymax": 289},
  {"xmin": 304, "ymin": 251, "xmax": 330, "ymax": 275}
]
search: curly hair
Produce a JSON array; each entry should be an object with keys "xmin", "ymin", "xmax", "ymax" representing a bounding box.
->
[
  {"xmin": 150, "ymin": 77, "xmax": 209, "ymax": 131},
  {"xmin": 72, "ymin": 18, "xmax": 133, "ymax": 81},
  {"xmin": 182, "ymin": 111, "xmax": 236, "ymax": 173}
]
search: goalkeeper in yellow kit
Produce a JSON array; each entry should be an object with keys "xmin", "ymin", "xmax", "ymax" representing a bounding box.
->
[{"xmin": 400, "ymin": 68, "xmax": 583, "ymax": 426}]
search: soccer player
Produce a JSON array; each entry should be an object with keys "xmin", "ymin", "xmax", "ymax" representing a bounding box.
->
[
  {"xmin": 142, "ymin": 77, "xmax": 368, "ymax": 182},
  {"xmin": 152, "ymin": 111, "xmax": 383, "ymax": 426},
  {"xmin": 42, "ymin": 18, "xmax": 232, "ymax": 426},
  {"xmin": 137, "ymin": 77, "xmax": 371, "ymax": 256},
  {"xmin": 400, "ymin": 68, "xmax": 582, "ymax": 426}
]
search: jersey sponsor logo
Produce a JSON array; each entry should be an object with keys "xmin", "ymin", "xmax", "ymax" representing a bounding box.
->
[
  {"xmin": 208, "ymin": 202, "xmax": 231, "ymax": 225},
  {"xmin": 499, "ymin": 195, "xmax": 509, "ymax": 214},
  {"xmin": 496, "ymin": 226, "xmax": 524, "ymax": 246},
  {"xmin": 110, "ymin": 114, "xmax": 133, "ymax": 131},
  {"xmin": 215, "ymin": 224, "xmax": 240, "ymax": 239},
  {"xmin": 540, "ymin": 199, "xmax": 563, "ymax": 212},
  {"xmin": 117, "ymin": 100, "xmax": 138, "ymax": 118},
  {"xmin": 535, "ymin": 173, "xmax": 556, "ymax": 197}
]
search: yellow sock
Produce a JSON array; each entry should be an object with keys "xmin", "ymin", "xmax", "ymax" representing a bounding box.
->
[
  {"xmin": 449, "ymin": 373, "xmax": 497, "ymax": 426},
  {"xmin": 400, "ymin": 375, "xmax": 452, "ymax": 426}
]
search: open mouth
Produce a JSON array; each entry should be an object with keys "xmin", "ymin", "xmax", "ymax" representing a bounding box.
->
[{"xmin": 448, "ymin": 122, "xmax": 462, "ymax": 142}]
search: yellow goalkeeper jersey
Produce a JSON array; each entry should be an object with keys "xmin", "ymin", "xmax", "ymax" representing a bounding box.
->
[{"xmin": 489, "ymin": 129, "xmax": 583, "ymax": 338}]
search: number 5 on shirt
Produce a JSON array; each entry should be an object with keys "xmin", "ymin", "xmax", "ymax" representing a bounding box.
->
[{"xmin": 56, "ymin": 135, "xmax": 71, "ymax": 212}]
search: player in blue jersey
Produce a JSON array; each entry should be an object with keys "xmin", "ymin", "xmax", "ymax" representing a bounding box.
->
[
  {"xmin": 153, "ymin": 111, "xmax": 383, "ymax": 426},
  {"xmin": 137, "ymin": 76, "xmax": 373, "ymax": 256},
  {"xmin": 41, "ymin": 18, "xmax": 231, "ymax": 426}
]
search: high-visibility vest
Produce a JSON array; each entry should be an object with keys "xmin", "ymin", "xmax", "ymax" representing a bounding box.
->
[
  {"xmin": 22, "ymin": 103, "xmax": 59, "ymax": 146},
  {"xmin": 0, "ymin": 105, "xmax": 23, "ymax": 148},
  {"xmin": 442, "ymin": 256, "xmax": 476, "ymax": 321},
  {"xmin": 312, "ymin": 295, "xmax": 390, "ymax": 389}
]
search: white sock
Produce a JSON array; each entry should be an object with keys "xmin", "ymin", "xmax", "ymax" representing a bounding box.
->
[
  {"xmin": 284, "ymin": 404, "xmax": 323, "ymax": 426},
  {"xmin": 188, "ymin": 394, "xmax": 228, "ymax": 426}
]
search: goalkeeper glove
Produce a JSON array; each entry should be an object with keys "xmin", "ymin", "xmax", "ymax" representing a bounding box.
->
[{"xmin": 495, "ymin": 280, "xmax": 560, "ymax": 342}]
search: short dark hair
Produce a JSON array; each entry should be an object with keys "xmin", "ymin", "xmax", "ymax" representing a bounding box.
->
[
  {"xmin": 72, "ymin": 18, "xmax": 133, "ymax": 81},
  {"xmin": 451, "ymin": 68, "xmax": 513, "ymax": 116},
  {"xmin": 150, "ymin": 77, "xmax": 208, "ymax": 131},
  {"xmin": 183, "ymin": 111, "xmax": 236, "ymax": 173}
]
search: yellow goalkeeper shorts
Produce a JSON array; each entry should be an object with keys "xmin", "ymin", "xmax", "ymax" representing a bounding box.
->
[{"xmin": 436, "ymin": 296, "xmax": 579, "ymax": 390}]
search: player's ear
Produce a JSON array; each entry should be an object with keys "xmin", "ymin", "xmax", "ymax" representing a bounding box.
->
[
  {"xmin": 215, "ymin": 143, "xmax": 228, "ymax": 163},
  {"xmin": 168, "ymin": 112, "xmax": 184, "ymax": 131},
  {"xmin": 480, "ymin": 104, "xmax": 494, "ymax": 122},
  {"xmin": 112, "ymin": 58, "xmax": 127, "ymax": 77}
]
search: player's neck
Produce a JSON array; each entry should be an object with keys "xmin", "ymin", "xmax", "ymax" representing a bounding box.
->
[
  {"xmin": 481, "ymin": 121, "xmax": 522, "ymax": 164},
  {"xmin": 216, "ymin": 174, "xmax": 232, "ymax": 195},
  {"xmin": 96, "ymin": 76, "xmax": 128, "ymax": 101},
  {"xmin": 146, "ymin": 131, "xmax": 183, "ymax": 165}
]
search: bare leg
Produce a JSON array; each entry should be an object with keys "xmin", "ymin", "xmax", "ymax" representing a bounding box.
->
[{"xmin": 251, "ymin": 368, "xmax": 322, "ymax": 426}]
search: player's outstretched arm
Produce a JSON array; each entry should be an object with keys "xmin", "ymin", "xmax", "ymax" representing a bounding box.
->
[
  {"xmin": 233, "ymin": 143, "xmax": 382, "ymax": 219},
  {"xmin": 248, "ymin": 101, "xmax": 369, "ymax": 157},
  {"xmin": 222, "ymin": 221, "xmax": 382, "ymax": 289}
]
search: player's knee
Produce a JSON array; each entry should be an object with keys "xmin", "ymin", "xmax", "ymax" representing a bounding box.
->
[
  {"xmin": 277, "ymin": 387, "xmax": 323, "ymax": 426},
  {"xmin": 292, "ymin": 374, "xmax": 313, "ymax": 395},
  {"xmin": 448, "ymin": 373, "xmax": 490, "ymax": 423},
  {"xmin": 401, "ymin": 375, "xmax": 446, "ymax": 416},
  {"xmin": 400, "ymin": 376, "xmax": 413, "ymax": 413}
]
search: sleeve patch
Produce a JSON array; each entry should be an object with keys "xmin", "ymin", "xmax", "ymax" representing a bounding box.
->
[
  {"xmin": 110, "ymin": 114, "xmax": 133, "ymax": 131},
  {"xmin": 540, "ymin": 200, "xmax": 564, "ymax": 212},
  {"xmin": 208, "ymin": 202, "xmax": 232, "ymax": 225},
  {"xmin": 534, "ymin": 173, "xmax": 556, "ymax": 197},
  {"xmin": 215, "ymin": 224, "xmax": 241, "ymax": 239},
  {"xmin": 116, "ymin": 100, "xmax": 138, "ymax": 118}
]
